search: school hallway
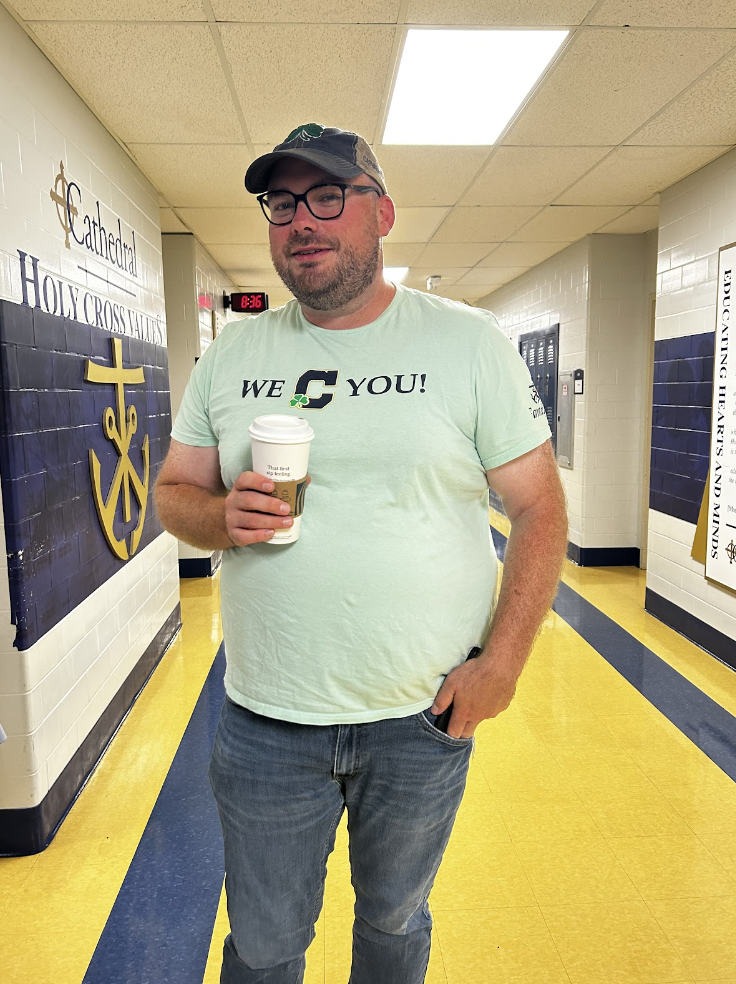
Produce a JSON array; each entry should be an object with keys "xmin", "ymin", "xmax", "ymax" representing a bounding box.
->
[{"xmin": 2, "ymin": 508, "xmax": 735, "ymax": 984}]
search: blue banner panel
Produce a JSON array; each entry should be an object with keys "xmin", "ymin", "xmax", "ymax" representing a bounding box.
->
[
  {"xmin": 0, "ymin": 299, "xmax": 171, "ymax": 650},
  {"xmin": 650, "ymin": 331, "xmax": 714, "ymax": 524}
]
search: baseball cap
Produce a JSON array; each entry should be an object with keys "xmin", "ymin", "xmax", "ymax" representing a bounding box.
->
[{"xmin": 245, "ymin": 123, "xmax": 387, "ymax": 195}]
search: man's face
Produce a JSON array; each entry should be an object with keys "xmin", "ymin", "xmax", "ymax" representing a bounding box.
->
[{"xmin": 266, "ymin": 158, "xmax": 392, "ymax": 311}]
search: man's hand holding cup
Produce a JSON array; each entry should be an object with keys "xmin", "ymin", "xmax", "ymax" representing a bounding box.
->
[{"xmin": 225, "ymin": 471, "xmax": 312, "ymax": 546}]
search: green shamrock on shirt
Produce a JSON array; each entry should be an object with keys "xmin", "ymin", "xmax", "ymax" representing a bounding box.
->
[{"xmin": 289, "ymin": 394, "xmax": 309, "ymax": 408}]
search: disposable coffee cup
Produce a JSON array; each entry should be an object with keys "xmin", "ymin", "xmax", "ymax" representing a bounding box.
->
[{"xmin": 248, "ymin": 414, "xmax": 315, "ymax": 544}]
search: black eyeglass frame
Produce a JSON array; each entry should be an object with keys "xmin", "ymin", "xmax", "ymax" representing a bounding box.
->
[{"xmin": 257, "ymin": 182, "xmax": 382, "ymax": 225}]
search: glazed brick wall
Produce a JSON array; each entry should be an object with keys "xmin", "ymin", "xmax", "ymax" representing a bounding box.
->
[
  {"xmin": 650, "ymin": 331, "xmax": 713, "ymax": 525},
  {"xmin": 0, "ymin": 299, "xmax": 170, "ymax": 650}
]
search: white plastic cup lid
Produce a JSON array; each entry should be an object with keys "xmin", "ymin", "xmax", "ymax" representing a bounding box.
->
[{"xmin": 248, "ymin": 414, "xmax": 315, "ymax": 444}]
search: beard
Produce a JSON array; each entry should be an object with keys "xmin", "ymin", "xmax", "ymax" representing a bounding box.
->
[{"xmin": 272, "ymin": 233, "xmax": 381, "ymax": 311}]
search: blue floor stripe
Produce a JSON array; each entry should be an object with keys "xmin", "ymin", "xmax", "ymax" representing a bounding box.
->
[
  {"xmin": 491, "ymin": 526, "xmax": 736, "ymax": 782},
  {"xmin": 82, "ymin": 645, "xmax": 226, "ymax": 984}
]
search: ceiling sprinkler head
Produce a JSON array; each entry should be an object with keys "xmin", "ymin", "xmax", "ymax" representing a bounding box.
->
[{"xmin": 427, "ymin": 275, "xmax": 441, "ymax": 291}]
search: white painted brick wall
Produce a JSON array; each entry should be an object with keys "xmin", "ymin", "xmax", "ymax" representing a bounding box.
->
[
  {"xmin": 585, "ymin": 233, "xmax": 656, "ymax": 550},
  {"xmin": 476, "ymin": 239, "xmax": 589, "ymax": 547},
  {"xmin": 0, "ymin": 7, "xmax": 180, "ymax": 810},
  {"xmin": 647, "ymin": 146, "xmax": 736, "ymax": 639},
  {"xmin": 162, "ymin": 235, "xmax": 240, "ymax": 564},
  {"xmin": 477, "ymin": 235, "xmax": 656, "ymax": 553},
  {"xmin": 195, "ymin": 238, "xmax": 237, "ymax": 358}
]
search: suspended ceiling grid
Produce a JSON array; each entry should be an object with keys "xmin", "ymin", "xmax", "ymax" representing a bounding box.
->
[{"xmin": 3, "ymin": 0, "xmax": 736, "ymax": 306}]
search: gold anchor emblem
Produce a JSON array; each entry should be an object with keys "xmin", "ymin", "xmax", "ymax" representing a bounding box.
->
[
  {"xmin": 50, "ymin": 161, "xmax": 78, "ymax": 249},
  {"xmin": 727, "ymin": 541, "xmax": 736, "ymax": 565},
  {"xmin": 85, "ymin": 338, "xmax": 149, "ymax": 561}
]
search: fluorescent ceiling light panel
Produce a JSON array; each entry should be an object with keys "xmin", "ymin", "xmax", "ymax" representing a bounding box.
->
[
  {"xmin": 384, "ymin": 266, "xmax": 409, "ymax": 283},
  {"xmin": 383, "ymin": 29, "xmax": 568, "ymax": 145}
]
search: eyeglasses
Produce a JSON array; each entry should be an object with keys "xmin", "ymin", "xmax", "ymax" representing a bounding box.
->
[{"xmin": 257, "ymin": 182, "xmax": 381, "ymax": 225}]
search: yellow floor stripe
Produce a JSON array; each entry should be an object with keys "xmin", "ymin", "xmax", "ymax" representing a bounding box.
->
[
  {"xmin": 200, "ymin": 521, "xmax": 736, "ymax": 981},
  {"xmin": 204, "ymin": 603, "xmax": 736, "ymax": 982},
  {"xmin": 4, "ymin": 544, "xmax": 736, "ymax": 984},
  {"xmin": 490, "ymin": 507, "xmax": 736, "ymax": 717},
  {"xmin": 1, "ymin": 577, "xmax": 223, "ymax": 984},
  {"xmin": 202, "ymin": 882, "xmax": 228, "ymax": 983}
]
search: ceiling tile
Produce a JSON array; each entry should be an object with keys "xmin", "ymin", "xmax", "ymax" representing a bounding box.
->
[
  {"xmin": 377, "ymin": 147, "xmax": 489, "ymax": 206},
  {"xmin": 160, "ymin": 208, "xmax": 189, "ymax": 233},
  {"xmin": 177, "ymin": 208, "xmax": 268, "ymax": 244},
  {"xmin": 212, "ymin": 0, "xmax": 400, "ymax": 21},
  {"xmin": 128, "ymin": 144, "xmax": 254, "ymax": 208},
  {"xmin": 29, "ymin": 23, "xmax": 241, "ymax": 143},
  {"xmin": 432, "ymin": 207, "xmax": 539, "ymax": 243},
  {"xmin": 383, "ymin": 243, "xmax": 425, "ymax": 266},
  {"xmin": 461, "ymin": 146, "xmax": 612, "ymax": 206},
  {"xmin": 15, "ymin": 0, "xmax": 205, "ymax": 19},
  {"xmin": 556, "ymin": 145, "xmax": 731, "ymax": 205},
  {"xmin": 208, "ymin": 244, "xmax": 273, "ymax": 270},
  {"xmin": 404, "ymin": 268, "xmax": 471, "ymax": 287},
  {"xmin": 591, "ymin": 0, "xmax": 736, "ymax": 28},
  {"xmin": 387, "ymin": 207, "xmax": 450, "ymax": 242},
  {"xmin": 596, "ymin": 206, "xmax": 660, "ymax": 234},
  {"xmin": 226, "ymin": 267, "xmax": 285, "ymax": 288},
  {"xmin": 504, "ymin": 27, "xmax": 736, "ymax": 146},
  {"xmin": 628, "ymin": 50, "xmax": 736, "ymax": 147},
  {"xmin": 508, "ymin": 205, "xmax": 629, "ymax": 241},
  {"xmin": 436, "ymin": 286, "xmax": 488, "ymax": 303},
  {"xmin": 415, "ymin": 243, "xmax": 499, "ymax": 266},
  {"xmin": 219, "ymin": 24, "xmax": 395, "ymax": 145},
  {"xmin": 456, "ymin": 267, "xmax": 529, "ymax": 286},
  {"xmin": 405, "ymin": 0, "xmax": 596, "ymax": 26},
  {"xmin": 479, "ymin": 242, "xmax": 572, "ymax": 266}
]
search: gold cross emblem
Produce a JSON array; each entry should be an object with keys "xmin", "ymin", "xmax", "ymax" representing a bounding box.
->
[
  {"xmin": 50, "ymin": 161, "xmax": 78, "ymax": 249},
  {"xmin": 85, "ymin": 338, "xmax": 149, "ymax": 560}
]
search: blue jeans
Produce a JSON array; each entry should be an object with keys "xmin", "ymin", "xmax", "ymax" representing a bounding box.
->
[{"xmin": 209, "ymin": 696, "xmax": 473, "ymax": 984}]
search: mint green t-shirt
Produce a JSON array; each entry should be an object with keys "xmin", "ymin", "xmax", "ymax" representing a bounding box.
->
[{"xmin": 171, "ymin": 284, "xmax": 551, "ymax": 724}]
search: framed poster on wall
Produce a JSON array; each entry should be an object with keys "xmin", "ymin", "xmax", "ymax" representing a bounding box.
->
[{"xmin": 705, "ymin": 240, "xmax": 736, "ymax": 591}]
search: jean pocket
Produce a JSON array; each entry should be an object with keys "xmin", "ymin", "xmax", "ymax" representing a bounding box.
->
[{"xmin": 418, "ymin": 709, "xmax": 474, "ymax": 746}]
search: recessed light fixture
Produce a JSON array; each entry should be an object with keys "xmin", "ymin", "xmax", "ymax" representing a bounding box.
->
[
  {"xmin": 384, "ymin": 266, "xmax": 409, "ymax": 283},
  {"xmin": 383, "ymin": 28, "xmax": 568, "ymax": 145}
]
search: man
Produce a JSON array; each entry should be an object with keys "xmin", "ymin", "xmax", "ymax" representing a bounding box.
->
[{"xmin": 155, "ymin": 124, "xmax": 567, "ymax": 984}]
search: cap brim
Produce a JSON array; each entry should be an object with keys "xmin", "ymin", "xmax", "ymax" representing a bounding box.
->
[{"xmin": 245, "ymin": 148, "xmax": 371, "ymax": 193}]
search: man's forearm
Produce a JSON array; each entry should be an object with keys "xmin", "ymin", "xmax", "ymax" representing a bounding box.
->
[
  {"xmin": 155, "ymin": 483, "xmax": 234, "ymax": 550},
  {"xmin": 481, "ymin": 500, "xmax": 568, "ymax": 679}
]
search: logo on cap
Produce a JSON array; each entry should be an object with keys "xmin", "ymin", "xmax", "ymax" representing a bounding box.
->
[{"xmin": 285, "ymin": 123, "xmax": 325, "ymax": 144}]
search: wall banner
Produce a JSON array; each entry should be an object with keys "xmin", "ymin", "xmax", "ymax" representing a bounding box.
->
[
  {"xmin": 0, "ymin": 299, "xmax": 170, "ymax": 651},
  {"xmin": 706, "ymin": 241, "xmax": 736, "ymax": 590}
]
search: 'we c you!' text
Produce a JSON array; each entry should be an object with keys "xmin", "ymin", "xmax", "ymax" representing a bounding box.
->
[{"xmin": 242, "ymin": 370, "xmax": 427, "ymax": 410}]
